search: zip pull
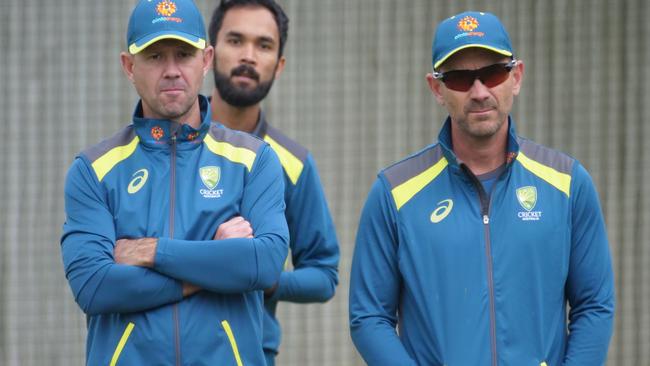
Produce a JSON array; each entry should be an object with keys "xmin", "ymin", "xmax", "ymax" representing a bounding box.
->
[{"xmin": 483, "ymin": 214, "xmax": 489, "ymax": 224}]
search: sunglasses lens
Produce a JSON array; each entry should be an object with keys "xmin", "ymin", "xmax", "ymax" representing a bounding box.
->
[
  {"xmin": 442, "ymin": 71, "xmax": 475, "ymax": 92},
  {"xmin": 441, "ymin": 63, "xmax": 512, "ymax": 92},
  {"xmin": 480, "ymin": 64, "xmax": 510, "ymax": 88}
]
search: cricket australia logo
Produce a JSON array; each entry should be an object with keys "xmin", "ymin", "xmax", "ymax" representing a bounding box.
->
[
  {"xmin": 199, "ymin": 166, "xmax": 223, "ymax": 198},
  {"xmin": 516, "ymin": 186, "xmax": 542, "ymax": 221}
]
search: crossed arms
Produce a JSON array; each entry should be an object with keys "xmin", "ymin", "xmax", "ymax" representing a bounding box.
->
[{"xmin": 61, "ymin": 145, "xmax": 289, "ymax": 315}]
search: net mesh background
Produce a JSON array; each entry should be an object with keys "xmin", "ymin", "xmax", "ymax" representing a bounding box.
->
[{"xmin": 1, "ymin": 0, "xmax": 648, "ymax": 365}]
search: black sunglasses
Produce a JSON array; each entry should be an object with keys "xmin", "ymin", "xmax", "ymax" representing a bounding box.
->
[{"xmin": 433, "ymin": 59, "xmax": 518, "ymax": 92}]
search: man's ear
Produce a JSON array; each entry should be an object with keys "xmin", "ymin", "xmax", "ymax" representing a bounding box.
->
[
  {"xmin": 202, "ymin": 46, "xmax": 215, "ymax": 76},
  {"xmin": 274, "ymin": 56, "xmax": 286, "ymax": 79},
  {"xmin": 511, "ymin": 60, "xmax": 524, "ymax": 96},
  {"xmin": 120, "ymin": 52, "xmax": 136, "ymax": 83},
  {"xmin": 425, "ymin": 73, "xmax": 446, "ymax": 106}
]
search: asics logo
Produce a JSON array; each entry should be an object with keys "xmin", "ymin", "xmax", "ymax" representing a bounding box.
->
[
  {"xmin": 430, "ymin": 199, "xmax": 453, "ymax": 223},
  {"xmin": 127, "ymin": 169, "xmax": 149, "ymax": 194}
]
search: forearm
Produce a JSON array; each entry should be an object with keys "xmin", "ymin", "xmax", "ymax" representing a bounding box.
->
[
  {"xmin": 563, "ymin": 306, "xmax": 614, "ymax": 366},
  {"xmin": 154, "ymin": 234, "xmax": 287, "ymax": 293},
  {"xmin": 350, "ymin": 317, "xmax": 416, "ymax": 366},
  {"xmin": 564, "ymin": 164, "xmax": 615, "ymax": 365},
  {"xmin": 270, "ymin": 266, "xmax": 337, "ymax": 303},
  {"xmin": 67, "ymin": 260, "xmax": 183, "ymax": 315}
]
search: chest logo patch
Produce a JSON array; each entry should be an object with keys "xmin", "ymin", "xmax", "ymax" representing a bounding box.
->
[
  {"xmin": 430, "ymin": 199, "xmax": 453, "ymax": 223},
  {"xmin": 127, "ymin": 169, "xmax": 149, "ymax": 194},
  {"xmin": 516, "ymin": 186, "xmax": 537, "ymax": 211},
  {"xmin": 199, "ymin": 166, "xmax": 223, "ymax": 198},
  {"xmin": 516, "ymin": 186, "xmax": 542, "ymax": 221}
]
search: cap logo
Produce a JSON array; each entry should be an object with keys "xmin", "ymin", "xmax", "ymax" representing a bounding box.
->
[
  {"xmin": 457, "ymin": 16, "xmax": 479, "ymax": 32},
  {"xmin": 453, "ymin": 15, "xmax": 485, "ymax": 40},
  {"xmin": 156, "ymin": 1, "xmax": 177, "ymax": 17}
]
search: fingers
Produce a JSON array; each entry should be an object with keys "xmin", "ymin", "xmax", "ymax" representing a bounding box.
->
[
  {"xmin": 182, "ymin": 282, "xmax": 201, "ymax": 297},
  {"xmin": 214, "ymin": 216, "xmax": 254, "ymax": 240}
]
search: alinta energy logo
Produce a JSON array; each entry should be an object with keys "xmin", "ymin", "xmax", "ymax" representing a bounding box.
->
[
  {"xmin": 128, "ymin": 169, "xmax": 149, "ymax": 194},
  {"xmin": 151, "ymin": 126, "xmax": 164, "ymax": 141},
  {"xmin": 153, "ymin": 0, "xmax": 182, "ymax": 24},
  {"xmin": 199, "ymin": 166, "xmax": 223, "ymax": 198},
  {"xmin": 455, "ymin": 15, "xmax": 484, "ymax": 40},
  {"xmin": 430, "ymin": 199, "xmax": 454, "ymax": 224},
  {"xmin": 516, "ymin": 186, "xmax": 542, "ymax": 221}
]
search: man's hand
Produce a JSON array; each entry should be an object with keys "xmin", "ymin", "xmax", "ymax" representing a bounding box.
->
[
  {"xmin": 182, "ymin": 282, "xmax": 201, "ymax": 297},
  {"xmin": 114, "ymin": 238, "xmax": 157, "ymax": 267},
  {"xmin": 214, "ymin": 216, "xmax": 254, "ymax": 240},
  {"xmin": 264, "ymin": 282, "xmax": 279, "ymax": 299}
]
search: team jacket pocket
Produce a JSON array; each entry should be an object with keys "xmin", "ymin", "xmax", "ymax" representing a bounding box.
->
[
  {"xmin": 109, "ymin": 322, "xmax": 135, "ymax": 366},
  {"xmin": 221, "ymin": 320, "xmax": 243, "ymax": 366}
]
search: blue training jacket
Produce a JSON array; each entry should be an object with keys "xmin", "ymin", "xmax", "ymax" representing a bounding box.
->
[
  {"xmin": 250, "ymin": 113, "xmax": 340, "ymax": 356},
  {"xmin": 349, "ymin": 117, "xmax": 614, "ymax": 366},
  {"xmin": 61, "ymin": 96, "xmax": 289, "ymax": 366}
]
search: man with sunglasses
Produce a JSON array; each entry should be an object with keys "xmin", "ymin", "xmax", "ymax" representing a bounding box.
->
[{"xmin": 349, "ymin": 11, "xmax": 614, "ymax": 366}]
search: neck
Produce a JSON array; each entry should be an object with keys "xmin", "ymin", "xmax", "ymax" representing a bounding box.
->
[
  {"xmin": 451, "ymin": 123, "xmax": 509, "ymax": 176},
  {"xmin": 210, "ymin": 88, "xmax": 260, "ymax": 133}
]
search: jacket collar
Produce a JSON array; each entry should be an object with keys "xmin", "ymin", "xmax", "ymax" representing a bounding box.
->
[
  {"xmin": 250, "ymin": 110, "xmax": 268, "ymax": 139},
  {"xmin": 132, "ymin": 95, "xmax": 212, "ymax": 147},
  {"xmin": 438, "ymin": 115, "xmax": 520, "ymax": 168}
]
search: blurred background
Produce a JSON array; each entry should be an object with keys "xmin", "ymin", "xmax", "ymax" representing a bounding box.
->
[{"xmin": 1, "ymin": 0, "xmax": 648, "ymax": 364}]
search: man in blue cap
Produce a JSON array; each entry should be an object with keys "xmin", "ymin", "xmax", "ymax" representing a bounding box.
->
[
  {"xmin": 61, "ymin": 0, "xmax": 289, "ymax": 364},
  {"xmin": 349, "ymin": 11, "xmax": 614, "ymax": 366}
]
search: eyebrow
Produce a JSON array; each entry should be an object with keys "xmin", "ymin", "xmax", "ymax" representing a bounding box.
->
[{"xmin": 224, "ymin": 31, "xmax": 276, "ymax": 45}]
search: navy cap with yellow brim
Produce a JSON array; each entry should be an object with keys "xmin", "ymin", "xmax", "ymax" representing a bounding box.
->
[
  {"xmin": 432, "ymin": 11, "xmax": 513, "ymax": 70},
  {"xmin": 127, "ymin": 0, "xmax": 207, "ymax": 55}
]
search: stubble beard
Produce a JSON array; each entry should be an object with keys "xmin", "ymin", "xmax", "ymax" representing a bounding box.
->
[{"xmin": 457, "ymin": 101, "xmax": 507, "ymax": 139}]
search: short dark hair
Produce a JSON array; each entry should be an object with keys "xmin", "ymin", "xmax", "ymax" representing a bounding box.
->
[{"xmin": 208, "ymin": 0, "xmax": 289, "ymax": 57}]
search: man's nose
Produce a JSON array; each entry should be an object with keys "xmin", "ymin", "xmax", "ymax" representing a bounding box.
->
[
  {"xmin": 468, "ymin": 78, "xmax": 491, "ymax": 100},
  {"xmin": 239, "ymin": 43, "xmax": 257, "ymax": 65},
  {"xmin": 162, "ymin": 58, "xmax": 182, "ymax": 78}
]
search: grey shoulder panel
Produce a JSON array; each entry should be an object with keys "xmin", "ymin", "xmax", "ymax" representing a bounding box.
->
[
  {"xmin": 81, "ymin": 126, "xmax": 137, "ymax": 163},
  {"xmin": 517, "ymin": 137, "xmax": 575, "ymax": 175},
  {"xmin": 264, "ymin": 124, "xmax": 309, "ymax": 163},
  {"xmin": 209, "ymin": 123, "xmax": 265, "ymax": 152},
  {"xmin": 383, "ymin": 145, "xmax": 444, "ymax": 189}
]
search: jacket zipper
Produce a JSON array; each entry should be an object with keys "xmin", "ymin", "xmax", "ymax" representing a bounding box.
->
[
  {"xmin": 170, "ymin": 134, "xmax": 181, "ymax": 366},
  {"xmin": 461, "ymin": 165, "xmax": 498, "ymax": 366}
]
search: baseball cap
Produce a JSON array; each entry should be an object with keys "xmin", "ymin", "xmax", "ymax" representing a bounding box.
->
[
  {"xmin": 127, "ymin": 0, "xmax": 207, "ymax": 54},
  {"xmin": 432, "ymin": 11, "xmax": 513, "ymax": 70}
]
